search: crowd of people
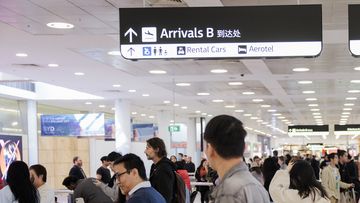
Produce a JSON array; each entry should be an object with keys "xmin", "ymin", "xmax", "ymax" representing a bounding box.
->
[{"xmin": 1, "ymin": 114, "xmax": 360, "ymax": 203}]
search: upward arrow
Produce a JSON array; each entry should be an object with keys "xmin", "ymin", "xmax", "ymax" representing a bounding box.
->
[{"xmin": 124, "ymin": 28, "xmax": 137, "ymax": 43}]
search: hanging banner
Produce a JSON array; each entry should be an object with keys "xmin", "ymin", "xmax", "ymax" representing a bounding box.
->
[{"xmin": 0, "ymin": 134, "xmax": 22, "ymax": 180}]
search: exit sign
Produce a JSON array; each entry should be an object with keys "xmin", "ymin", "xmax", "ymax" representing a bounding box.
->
[{"xmin": 169, "ymin": 125, "xmax": 180, "ymax": 132}]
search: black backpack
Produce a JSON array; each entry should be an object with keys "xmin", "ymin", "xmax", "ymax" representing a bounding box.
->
[{"xmin": 172, "ymin": 171, "xmax": 187, "ymax": 203}]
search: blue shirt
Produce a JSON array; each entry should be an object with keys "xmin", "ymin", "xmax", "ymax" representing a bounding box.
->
[{"xmin": 127, "ymin": 187, "xmax": 166, "ymax": 203}]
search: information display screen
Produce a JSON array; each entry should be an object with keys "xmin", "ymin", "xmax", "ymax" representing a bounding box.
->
[
  {"xmin": 349, "ymin": 5, "xmax": 360, "ymax": 56},
  {"xmin": 119, "ymin": 5, "xmax": 322, "ymax": 59}
]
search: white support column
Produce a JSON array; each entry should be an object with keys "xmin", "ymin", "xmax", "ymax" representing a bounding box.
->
[
  {"xmin": 157, "ymin": 110, "xmax": 172, "ymax": 153},
  {"xmin": 115, "ymin": 99, "xmax": 131, "ymax": 154},
  {"xmin": 27, "ymin": 100, "xmax": 38, "ymax": 165},
  {"xmin": 186, "ymin": 117, "xmax": 198, "ymax": 166}
]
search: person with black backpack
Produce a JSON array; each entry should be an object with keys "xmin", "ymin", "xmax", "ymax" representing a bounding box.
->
[{"xmin": 145, "ymin": 137, "xmax": 178, "ymax": 203}]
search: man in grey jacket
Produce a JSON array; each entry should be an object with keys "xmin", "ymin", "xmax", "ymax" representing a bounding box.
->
[{"xmin": 204, "ymin": 115, "xmax": 270, "ymax": 203}]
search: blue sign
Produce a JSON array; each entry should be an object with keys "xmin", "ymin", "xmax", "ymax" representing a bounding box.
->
[
  {"xmin": 132, "ymin": 123, "xmax": 158, "ymax": 142},
  {"xmin": 41, "ymin": 114, "xmax": 105, "ymax": 136}
]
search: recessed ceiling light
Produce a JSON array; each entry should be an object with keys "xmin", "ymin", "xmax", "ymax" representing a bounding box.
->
[
  {"xmin": 181, "ymin": 106, "xmax": 188, "ymax": 109},
  {"xmin": 85, "ymin": 102, "xmax": 92, "ymax": 105},
  {"xmin": 315, "ymin": 119, "xmax": 323, "ymax": 122},
  {"xmin": 176, "ymin": 83, "xmax": 191, "ymax": 87},
  {"xmin": 292, "ymin": 67, "xmax": 309, "ymax": 72},
  {"xmin": 235, "ymin": 109, "xmax": 244, "ymax": 113},
  {"xmin": 141, "ymin": 114, "xmax": 146, "ymax": 117},
  {"xmin": 310, "ymin": 108, "xmax": 320, "ymax": 111},
  {"xmin": 306, "ymin": 98, "xmax": 317, "ymax": 101},
  {"xmin": 111, "ymin": 108, "xmax": 115, "ymax": 111},
  {"xmin": 98, "ymin": 105, "xmax": 106, "ymax": 108},
  {"xmin": 243, "ymin": 92, "xmax": 255, "ymax": 95},
  {"xmin": 312, "ymin": 112, "xmax": 321, "ymax": 115},
  {"xmin": 250, "ymin": 117, "xmax": 258, "ymax": 120},
  {"xmin": 354, "ymin": 67, "xmax": 360, "ymax": 71},
  {"xmin": 163, "ymin": 100, "xmax": 171, "ymax": 104},
  {"xmin": 128, "ymin": 89, "xmax": 136, "ymax": 93},
  {"xmin": 208, "ymin": 114, "xmax": 213, "ymax": 117},
  {"xmin": 314, "ymin": 116, "xmax": 322, "ymax": 118},
  {"xmin": 201, "ymin": 113, "xmax": 207, "ymax": 116},
  {"xmin": 272, "ymin": 113, "xmax": 282, "ymax": 116},
  {"xmin": 342, "ymin": 112, "xmax": 351, "ymax": 115},
  {"xmin": 262, "ymin": 122, "xmax": 269, "ymax": 124},
  {"xmin": 74, "ymin": 72, "xmax": 84, "ymax": 76},
  {"xmin": 46, "ymin": 22, "xmax": 74, "ymax": 29},
  {"xmin": 252, "ymin": 99, "xmax": 264, "ymax": 102},
  {"xmin": 257, "ymin": 120, "xmax": 263, "ymax": 122},
  {"xmin": 142, "ymin": 94, "xmax": 150, "ymax": 97},
  {"xmin": 346, "ymin": 97, "xmax": 357, "ymax": 100},
  {"xmin": 197, "ymin": 92, "xmax": 210, "ymax": 96},
  {"xmin": 170, "ymin": 120, "xmax": 174, "ymax": 123},
  {"xmin": 344, "ymin": 103, "xmax": 354, "ymax": 106},
  {"xmin": 211, "ymin": 69, "xmax": 228, "ymax": 73},
  {"xmin": 267, "ymin": 109, "xmax": 277, "ymax": 112},
  {"xmin": 15, "ymin": 53, "xmax": 28, "ymax": 57},
  {"xmin": 11, "ymin": 121, "xmax": 18, "ymax": 126},
  {"xmin": 107, "ymin": 51, "xmax": 121, "ymax": 56},
  {"xmin": 308, "ymin": 104, "xmax": 318, "ymax": 107},
  {"xmin": 348, "ymin": 90, "xmax": 360, "ymax": 93},
  {"xmin": 195, "ymin": 110, "xmax": 201, "ymax": 113},
  {"xmin": 149, "ymin": 70, "xmax": 167, "ymax": 74},
  {"xmin": 278, "ymin": 116, "xmax": 286, "ymax": 119},
  {"xmin": 131, "ymin": 112, "xmax": 137, "ymax": 115},
  {"xmin": 343, "ymin": 108, "xmax": 353, "ymax": 111},
  {"xmin": 112, "ymin": 84, "xmax": 121, "ymax": 88},
  {"xmin": 261, "ymin": 105, "xmax": 271, "ymax": 108},
  {"xmin": 149, "ymin": 115, "xmax": 155, "ymax": 119},
  {"xmin": 173, "ymin": 104, "xmax": 180, "ymax": 107},
  {"xmin": 243, "ymin": 114, "xmax": 252, "ymax": 117},
  {"xmin": 351, "ymin": 80, "xmax": 360, "ymax": 83},
  {"xmin": 228, "ymin": 82, "xmax": 243, "ymax": 86},
  {"xmin": 48, "ymin": 63, "xmax": 59, "ymax": 67},
  {"xmin": 316, "ymin": 123, "xmax": 324, "ymax": 126},
  {"xmin": 225, "ymin": 105, "xmax": 235, "ymax": 108},
  {"xmin": 298, "ymin": 80, "xmax": 313, "ymax": 84},
  {"xmin": 341, "ymin": 115, "xmax": 349, "ymax": 118},
  {"xmin": 302, "ymin": 90, "xmax": 315, "ymax": 94},
  {"xmin": 212, "ymin": 99, "xmax": 224, "ymax": 103}
]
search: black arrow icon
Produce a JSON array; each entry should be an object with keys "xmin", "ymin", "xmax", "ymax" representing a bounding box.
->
[{"xmin": 128, "ymin": 48, "xmax": 135, "ymax": 56}]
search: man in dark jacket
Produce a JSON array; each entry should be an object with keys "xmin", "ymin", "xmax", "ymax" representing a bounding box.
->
[
  {"xmin": 185, "ymin": 156, "xmax": 196, "ymax": 173},
  {"xmin": 69, "ymin": 156, "xmax": 86, "ymax": 180},
  {"xmin": 145, "ymin": 137, "xmax": 175, "ymax": 203}
]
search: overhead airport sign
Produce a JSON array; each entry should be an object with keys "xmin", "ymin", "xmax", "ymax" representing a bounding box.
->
[
  {"xmin": 334, "ymin": 124, "xmax": 360, "ymax": 136},
  {"xmin": 288, "ymin": 125, "xmax": 329, "ymax": 137},
  {"xmin": 349, "ymin": 5, "xmax": 360, "ymax": 56},
  {"xmin": 119, "ymin": 5, "xmax": 322, "ymax": 60}
]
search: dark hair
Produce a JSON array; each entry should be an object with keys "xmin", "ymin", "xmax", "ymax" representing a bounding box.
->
[
  {"xmin": 328, "ymin": 153, "xmax": 337, "ymax": 160},
  {"xmin": 198, "ymin": 159, "xmax": 207, "ymax": 169},
  {"xmin": 100, "ymin": 156, "xmax": 108, "ymax": 162},
  {"xmin": 289, "ymin": 160, "xmax": 328, "ymax": 200},
  {"xmin": 338, "ymin": 150, "xmax": 347, "ymax": 158},
  {"xmin": 146, "ymin": 137, "xmax": 167, "ymax": 158},
  {"xmin": 107, "ymin": 151, "xmax": 122, "ymax": 162},
  {"xmin": 73, "ymin": 156, "xmax": 79, "ymax": 164},
  {"xmin": 178, "ymin": 153, "xmax": 184, "ymax": 157},
  {"xmin": 7, "ymin": 161, "xmax": 39, "ymax": 203},
  {"xmin": 285, "ymin": 154, "xmax": 292, "ymax": 165},
  {"xmin": 176, "ymin": 161, "xmax": 186, "ymax": 170},
  {"xmin": 62, "ymin": 176, "xmax": 79, "ymax": 187},
  {"xmin": 29, "ymin": 164, "xmax": 47, "ymax": 182},
  {"xmin": 113, "ymin": 153, "xmax": 147, "ymax": 181},
  {"xmin": 262, "ymin": 157, "xmax": 280, "ymax": 193},
  {"xmin": 204, "ymin": 115, "xmax": 246, "ymax": 159},
  {"xmin": 278, "ymin": 156, "xmax": 285, "ymax": 162},
  {"xmin": 273, "ymin": 150, "xmax": 278, "ymax": 157}
]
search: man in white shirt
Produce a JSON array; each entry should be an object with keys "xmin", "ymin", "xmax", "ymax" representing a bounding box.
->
[{"xmin": 30, "ymin": 164, "xmax": 55, "ymax": 203}]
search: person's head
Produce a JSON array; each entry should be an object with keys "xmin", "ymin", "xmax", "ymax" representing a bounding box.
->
[
  {"xmin": 73, "ymin": 156, "xmax": 83, "ymax": 167},
  {"xmin": 100, "ymin": 156, "xmax": 110, "ymax": 167},
  {"xmin": 204, "ymin": 115, "xmax": 246, "ymax": 169},
  {"xmin": 273, "ymin": 150, "xmax": 278, "ymax": 157},
  {"xmin": 253, "ymin": 156, "xmax": 261, "ymax": 165},
  {"xmin": 328, "ymin": 153, "xmax": 338, "ymax": 165},
  {"xmin": 145, "ymin": 137, "xmax": 167, "ymax": 161},
  {"xmin": 262, "ymin": 157, "xmax": 280, "ymax": 180},
  {"xmin": 188, "ymin": 156, "xmax": 192, "ymax": 163},
  {"xmin": 348, "ymin": 154, "xmax": 352, "ymax": 161},
  {"xmin": 62, "ymin": 176, "xmax": 79, "ymax": 190},
  {"xmin": 338, "ymin": 150, "xmax": 348, "ymax": 164},
  {"xmin": 278, "ymin": 156, "xmax": 285, "ymax": 165},
  {"xmin": 289, "ymin": 160, "xmax": 328, "ymax": 200},
  {"xmin": 178, "ymin": 153, "xmax": 184, "ymax": 160},
  {"xmin": 29, "ymin": 164, "xmax": 47, "ymax": 188},
  {"xmin": 198, "ymin": 159, "xmax": 208, "ymax": 168},
  {"xmin": 170, "ymin": 155, "xmax": 177, "ymax": 163},
  {"xmin": 107, "ymin": 151, "xmax": 122, "ymax": 171},
  {"xmin": 112, "ymin": 153, "xmax": 147, "ymax": 195},
  {"xmin": 7, "ymin": 161, "xmax": 38, "ymax": 203},
  {"xmin": 176, "ymin": 161, "xmax": 186, "ymax": 170}
]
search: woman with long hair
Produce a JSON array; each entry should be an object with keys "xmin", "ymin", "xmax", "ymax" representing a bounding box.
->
[
  {"xmin": 262, "ymin": 157, "xmax": 280, "ymax": 202},
  {"xmin": 0, "ymin": 161, "xmax": 39, "ymax": 203},
  {"xmin": 269, "ymin": 160, "xmax": 329, "ymax": 203},
  {"xmin": 195, "ymin": 159, "xmax": 210, "ymax": 203}
]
